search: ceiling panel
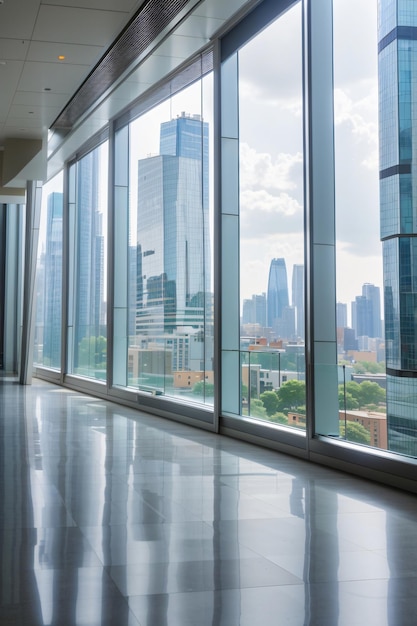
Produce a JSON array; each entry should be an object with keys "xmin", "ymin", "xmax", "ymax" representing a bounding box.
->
[
  {"xmin": 0, "ymin": 0, "xmax": 41, "ymax": 40},
  {"xmin": 0, "ymin": 61, "xmax": 24, "ymax": 118},
  {"xmin": 1, "ymin": 125, "xmax": 44, "ymax": 140},
  {"xmin": 46, "ymin": 0, "xmax": 140, "ymax": 11},
  {"xmin": 13, "ymin": 90, "xmax": 71, "ymax": 108},
  {"xmin": 17, "ymin": 61, "xmax": 90, "ymax": 95},
  {"xmin": 0, "ymin": 39, "xmax": 30, "ymax": 61},
  {"xmin": 32, "ymin": 5, "xmax": 132, "ymax": 47},
  {"xmin": 27, "ymin": 41, "xmax": 103, "ymax": 66},
  {"xmin": 7, "ymin": 104, "xmax": 63, "ymax": 123}
]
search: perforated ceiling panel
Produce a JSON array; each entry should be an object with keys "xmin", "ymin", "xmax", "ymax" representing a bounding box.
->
[{"xmin": 51, "ymin": 0, "xmax": 192, "ymax": 131}]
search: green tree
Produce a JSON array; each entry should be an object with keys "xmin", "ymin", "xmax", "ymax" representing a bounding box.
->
[
  {"xmin": 352, "ymin": 361, "xmax": 385, "ymax": 374},
  {"xmin": 192, "ymin": 381, "xmax": 214, "ymax": 397},
  {"xmin": 241, "ymin": 383, "xmax": 248, "ymax": 401},
  {"xmin": 269, "ymin": 412, "xmax": 289, "ymax": 425},
  {"xmin": 276, "ymin": 379, "xmax": 306, "ymax": 410},
  {"xmin": 249, "ymin": 398, "xmax": 267, "ymax": 418},
  {"xmin": 340, "ymin": 420, "xmax": 371, "ymax": 445},
  {"xmin": 78, "ymin": 335, "xmax": 107, "ymax": 368},
  {"xmin": 338, "ymin": 386, "xmax": 360, "ymax": 410},
  {"xmin": 260, "ymin": 390, "xmax": 279, "ymax": 416},
  {"xmin": 357, "ymin": 381, "xmax": 385, "ymax": 407},
  {"xmin": 344, "ymin": 381, "xmax": 362, "ymax": 403}
]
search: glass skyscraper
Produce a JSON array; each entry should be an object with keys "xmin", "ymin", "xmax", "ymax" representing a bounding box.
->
[
  {"xmin": 267, "ymin": 258, "xmax": 289, "ymax": 337},
  {"xmin": 136, "ymin": 113, "xmax": 212, "ymax": 370},
  {"xmin": 379, "ymin": 0, "xmax": 417, "ymax": 455},
  {"xmin": 43, "ymin": 192, "xmax": 63, "ymax": 368},
  {"xmin": 73, "ymin": 149, "xmax": 105, "ymax": 370}
]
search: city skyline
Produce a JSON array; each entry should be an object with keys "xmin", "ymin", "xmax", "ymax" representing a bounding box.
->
[{"xmin": 242, "ymin": 256, "xmax": 383, "ymax": 337}]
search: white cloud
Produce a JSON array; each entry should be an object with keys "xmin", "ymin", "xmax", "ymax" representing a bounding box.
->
[
  {"xmin": 334, "ymin": 87, "xmax": 379, "ymax": 170},
  {"xmin": 239, "ymin": 142, "xmax": 303, "ymax": 241},
  {"xmin": 240, "ymin": 143, "xmax": 303, "ymax": 193}
]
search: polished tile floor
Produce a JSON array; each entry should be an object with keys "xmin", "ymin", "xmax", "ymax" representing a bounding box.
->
[{"xmin": 0, "ymin": 378, "xmax": 416, "ymax": 625}]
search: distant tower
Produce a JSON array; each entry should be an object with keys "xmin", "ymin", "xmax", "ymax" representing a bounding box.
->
[
  {"xmin": 336, "ymin": 302, "xmax": 347, "ymax": 329},
  {"xmin": 242, "ymin": 293, "xmax": 267, "ymax": 327},
  {"xmin": 43, "ymin": 192, "xmax": 63, "ymax": 368},
  {"xmin": 352, "ymin": 284, "xmax": 381, "ymax": 339},
  {"xmin": 362, "ymin": 283, "xmax": 381, "ymax": 338},
  {"xmin": 292, "ymin": 264, "xmax": 304, "ymax": 339},
  {"xmin": 267, "ymin": 258, "xmax": 289, "ymax": 336},
  {"xmin": 74, "ymin": 149, "xmax": 105, "ymax": 364}
]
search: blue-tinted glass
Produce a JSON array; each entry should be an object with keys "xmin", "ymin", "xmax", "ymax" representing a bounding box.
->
[{"xmin": 34, "ymin": 173, "xmax": 64, "ymax": 370}]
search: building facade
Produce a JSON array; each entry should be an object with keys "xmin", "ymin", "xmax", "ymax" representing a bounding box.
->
[
  {"xmin": 43, "ymin": 192, "xmax": 63, "ymax": 368},
  {"xmin": 135, "ymin": 114, "xmax": 212, "ymax": 375},
  {"xmin": 378, "ymin": 0, "xmax": 417, "ymax": 455}
]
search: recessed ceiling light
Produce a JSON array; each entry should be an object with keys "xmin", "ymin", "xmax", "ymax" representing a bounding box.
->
[{"xmin": 58, "ymin": 55, "xmax": 65, "ymax": 61}]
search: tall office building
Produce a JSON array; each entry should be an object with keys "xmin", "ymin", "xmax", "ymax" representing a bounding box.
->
[
  {"xmin": 292, "ymin": 264, "xmax": 304, "ymax": 340},
  {"xmin": 378, "ymin": 0, "xmax": 417, "ymax": 455},
  {"xmin": 336, "ymin": 302, "xmax": 348, "ymax": 329},
  {"xmin": 242, "ymin": 293, "xmax": 267, "ymax": 327},
  {"xmin": 362, "ymin": 283, "xmax": 381, "ymax": 338},
  {"xmin": 160, "ymin": 112, "xmax": 209, "ymax": 209},
  {"xmin": 74, "ymin": 150, "xmax": 105, "ymax": 365},
  {"xmin": 352, "ymin": 294, "xmax": 372, "ymax": 339},
  {"xmin": 42, "ymin": 192, "xmax": 63, "ymax": 367},
  {"xmin": 267, "ymin": 258, "xmax": 289, "ymax": 337},
  {"xmin": 136, "ymin": 114, "xmax": 211, "ymax": 368},
  {"xmin": 352, "ymin": 284, "xmax": 381, "ymax": 340}
]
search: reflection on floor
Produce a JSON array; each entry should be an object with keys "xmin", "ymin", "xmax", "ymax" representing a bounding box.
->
[{"xmin": 0, "ymin": 378, "xmax": 416, "ymax": 625}]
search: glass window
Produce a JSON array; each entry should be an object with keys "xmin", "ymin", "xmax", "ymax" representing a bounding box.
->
[
  {"xmin": 334, "ymin": 0, "xmax": 389, "ymax": 451},
  {"xmin": 114, "ymin": 74, "xmax": 214, "ymax": 405},
  {"xmin": 68, "ymin": 142, "xmax": 108, "ymax": 381},
  {"xmin": 33, "ymin": 172, "xmax": 64, "ymax": 370},
  {"xmin": 238, "ymin": 2, "xmax": 306, "ymax": 428}
]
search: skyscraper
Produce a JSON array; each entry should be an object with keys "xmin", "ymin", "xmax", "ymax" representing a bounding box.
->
[
  {"xmin": 267, "ymin": 258, "xmax": 289, "ymax": 337},
  {"xmin": 336, "ymin": 302, "xmax": 348, "ymax": 329},
  {"xmin": 74, "ymin": 149, "xmax": 105, "ymax": 367},
  {"xmin": 43, "ymin": 192, "xmax": 63, "ymax": 368},
  {"xmin": 136, "ymin": 114, "xmax": 212, "ymax": 368},
  {"xmin": 378, "ymin": 0, "xmax": 417, "ymax": 455},
  {"xmin": 362, "ymin": 283, "xmax": 381, "ymax": 338},
  {"xmin": 242, "ymin": 293, "xmax": 267, "ymax": 327}
]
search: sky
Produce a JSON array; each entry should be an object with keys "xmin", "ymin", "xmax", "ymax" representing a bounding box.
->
[{"xmin": 238, "ymin": 0, "xmax": 381, "ymax": 324}]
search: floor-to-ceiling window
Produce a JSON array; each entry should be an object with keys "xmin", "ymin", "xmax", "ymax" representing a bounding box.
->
[
  {"xmin": 33, "ymin": 172, "xmax": 64, "ymax": 370},
  {"xmin": 332, "ymin": 0, "xmax": 390, "ymax": 450},
  {"xmin": 113, "ymin": 65, "xmax": 214, "ymax": 406},
  {"xmin": 68, "ymin": 141, "xmax": 108, "ymax": 381},
  {"xmin": 221, "ymin": 0, "xmax": 306, "ymax": 431}
]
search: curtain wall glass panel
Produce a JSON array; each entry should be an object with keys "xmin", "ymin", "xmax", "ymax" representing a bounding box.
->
[
  {"xmin": 221, "ymin": 1, "xmax": 306, "ymax": 429},
  {"xmin": 33, "ymin": 172, "xmax": 64, "ymax": 370},
  {"xmin": 68, "ymin": 142, "xmax": 109, "ymax": 381},
  {"xmin": 113, "ymin": 74, "xmax": 214, "ymax": 404}
]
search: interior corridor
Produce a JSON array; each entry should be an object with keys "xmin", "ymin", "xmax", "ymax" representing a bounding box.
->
[{"xmin": 0, "ymin": 378, "xmax": 416, "ymax": 625}]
